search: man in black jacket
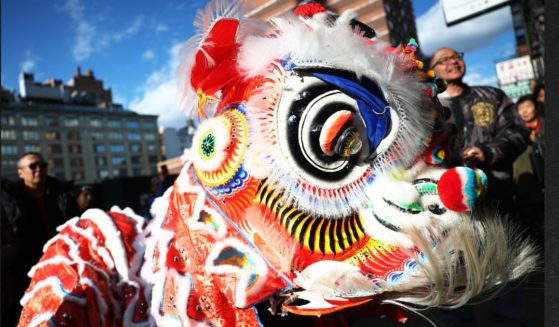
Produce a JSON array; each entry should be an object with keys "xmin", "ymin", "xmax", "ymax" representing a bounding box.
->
[
  {"xmin": 1, "ymin": 152, "xmax": 78, "ymax": 326},
  {"xmin": 432, "ymin": 47, "xmax": 527, "ymax": 215},
  {"xmin": 431, "ymin": 48, "xmax": 529, "ymax": 327}
]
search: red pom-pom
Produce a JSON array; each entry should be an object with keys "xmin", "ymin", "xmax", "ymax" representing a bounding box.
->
[
  {"xmin": 294, "ymin": 3, "xmax": 328, "ymax": 17},
  {"xmin": 437, "ymin": 167, "xmax": 487, "ymax": 212}
]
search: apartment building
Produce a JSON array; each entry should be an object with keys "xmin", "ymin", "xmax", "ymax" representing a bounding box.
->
[{"xmin": 1, "ymin": 70, "xmax": 161, "ymax": 183}]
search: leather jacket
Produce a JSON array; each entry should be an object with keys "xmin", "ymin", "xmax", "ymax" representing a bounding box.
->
[
  {"xmin": 447, "ymin": 85, "xmax": 527, "ymax": 208},
  {"xmin": 1, "ymin": 177, "xmax": 77, "ymax": 326}
]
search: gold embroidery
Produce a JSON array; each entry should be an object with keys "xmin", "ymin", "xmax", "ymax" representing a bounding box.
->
[{"xmin": 471, "ymin": 102, "xmax": 495, "ymax": 127}]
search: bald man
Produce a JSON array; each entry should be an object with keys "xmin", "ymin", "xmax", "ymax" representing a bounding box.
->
[
  {"xmin": 1, "ymin": 152, "xmax": 77, "ymax": 326},
  {"xmin": 430, "ymin": 48, "xmax": 529, "ymax": 327},
  {"xmin": 431, "ymin": 47, "xmax": 526, "ymax": 215}
]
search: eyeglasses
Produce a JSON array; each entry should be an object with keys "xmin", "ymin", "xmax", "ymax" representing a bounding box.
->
[
  {"xmin": 23, "ymin": 161, "xmax": 48, "ymax": 171},
  {"xmin": 431, "ymin": 52, "xmax": 464, "ymax": 68}
]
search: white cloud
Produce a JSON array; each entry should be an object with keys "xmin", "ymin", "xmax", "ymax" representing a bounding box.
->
[
  {"xmin": 20, "ymin": 60, "xmax": 36, "ymax": 72},
  {"xmin": 106, "ymin": 16, "xmax": 144, "ymax": 44},
  {"xmin": 463, "ymin": 65, "xmax": 498, "ymax": 87},
  {"xmin": 142, "ymin": 49, "xmax": 155, "ymax": 60},
  {"xmin": 20, "ymin": 50, "xmax": 40, "ymax": 72},
  {"xmin": 155, "ymin": 23, "xmax": 169, "ymax": 33},
  {"xmin": 60, "ymin": 0, "xmax": 143, "ymax": 61},
  {"xmin": 416, "ymin": 3, "xmax": 513, "ymax": 56},
  {"xmin": 498, "ymin": 42, "xmax": 516, "ymax": 58},
  {"xmin": 112, "ymin": 89, "xmax": 128, "ymax": 107},
  {"xmin": 73, "ymin": 21, "xmax": 96, "ymax": 61},
  {"xmin": 130, "ymin": 43, "xmax": 186, "ymax": 129}
]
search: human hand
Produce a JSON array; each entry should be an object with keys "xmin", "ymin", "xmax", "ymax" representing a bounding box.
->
[{"xmin": 463, "ymin": 146, "xmax": 485, "ymax": 167}]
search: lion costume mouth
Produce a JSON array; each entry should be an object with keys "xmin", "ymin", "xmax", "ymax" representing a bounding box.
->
[{"xmin": 373, "ymin": 212, "xmax": 401, "ymax": 232}]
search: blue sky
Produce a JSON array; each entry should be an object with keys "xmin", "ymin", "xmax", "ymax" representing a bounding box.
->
[{"xmin": 1, "ymin": 0, "xmax": 517, "ymax": 129}]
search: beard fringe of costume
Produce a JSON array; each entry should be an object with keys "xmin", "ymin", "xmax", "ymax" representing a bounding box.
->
[{"xmin": 384, "ymin": 212, "xmax": 539, "ymax": 309}]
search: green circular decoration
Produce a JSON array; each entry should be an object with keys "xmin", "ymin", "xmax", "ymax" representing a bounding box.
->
[{"xmin": 201, "ymin": 132, "xmax": 216, "ymax": 158}]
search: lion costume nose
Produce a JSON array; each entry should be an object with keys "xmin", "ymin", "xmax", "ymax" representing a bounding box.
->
[{"xmin": 319, "ymin": 110, "xmax": 362, "ymax": 157}]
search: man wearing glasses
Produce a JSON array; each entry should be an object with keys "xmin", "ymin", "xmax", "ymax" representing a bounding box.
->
[
  {"xmin": 431, "ymin": 48, "xmax": 528, "ymax": 326},
  {"xmin": 431, "ymin": 47, "xmax": 526, "ymax": 215},
  {"xmin": 1, "ymin": 152, "xmax": 77, "ymax": 326}
]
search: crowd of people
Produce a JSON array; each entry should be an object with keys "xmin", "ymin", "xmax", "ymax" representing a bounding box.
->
[{"xmin": 0, "ymin": 46, "xmax": 544, "ymax": 326}]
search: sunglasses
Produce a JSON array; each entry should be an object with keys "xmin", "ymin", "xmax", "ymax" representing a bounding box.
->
[
  {"xmin": 431, "ymin": 52, "xmax": 464, "ymax": 68},
  {"xmin": 24, "ymin": 161, "xmax": 48, "ymax": 170}
]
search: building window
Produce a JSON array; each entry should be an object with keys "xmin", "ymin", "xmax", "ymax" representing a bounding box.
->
[
  {"xmin": 130, "ymin": 156, "xmax": 142, "ymax": 165},
  {"xmin": 107, "ymin": 119, "xmax": 121, "ymax": 128},
  {"xmin": 22, "ymin": 116, "xmax": 39, "ymax": 126},
  {"xmin": 45, "ymin": 131, "xmax": 61, "ymax": 141},
  {"xmin": 54, "ymin": 172, "xmax": 66, "ymax": 180},
  {"xmin": 126, "ymin": 120, "xmax": 139, "ymax": 128},
  {"xmin": 112, "ymin": 168, "xmax": 128, "ymax": 177},
  {"xmin": 148, "ymin": 155, "xmax": 159, "ymax": 164},
  {"xmin": 111, "ymin": 156, "xmax": 127, "ymax": 165},
  {"xmin": 1, "ymin": 145, "xmax": 18, "ymax": 155},
  {"xmin": 68, "ymin": 144, "xmax": 82, "ymax": 154},
  {"xmin": 70, "ymin": 157, "xmax": 84, "ymax": 168},
  {"xmin": 2, "ymin": 158, "xmax": 18, "ymax": 168},
  {"xmin": 143, "ymin": 121, "xmax": 154, "ymax": 129},
  {"xmin": 72, "ymin": 171, "xmax": 85, "ymax": 182},
  {"xmin": 108, "ymin": 132, "xmax": 123, "ymax": 140},
  {"xmin": 98, "ymin": 169, "xmax": 110, "ymax": 179},
  {"xmin": 24, "ymin": 144, "xmax": 41, "ymax": 153},
  {"xmin": 94, "ymin": 144, "xmax": 107, "ymax": 153},
  {"xmin": 132, "ymin": 167, "xmax": 143, "ymax": 176},
  {"xmin": 130, "ymin": 144, "xmax": 142, "ymax": 153},
  {"xmin": 110, "ymin": 144, "xmax": 124, "ymax": 153},
  {"xmin": 128, "ymin": 131, "xmax": 141, "ymax": 141},
  {"xmin": 144, "ymin": 133, "xmax": 156, "ymax": 141},
  {"xmin": 90, "ymin": 132, "xmax": 104, "ymax": 140},
  {"xmin": 1, "ymin": 130, "xmax": 17, "ymax": 140},
  {"xmin": 90, "ymin": 119, "xmax": 103, "ymax": 127},
  {"xmin": 67, "ymin": 131, "xmax": 81, "ymax": 141},
  {"xmin": 46, "ymin": 144, "xmax": 63, "ymax": 155},
  {"xmin": 44, "ymin": 116, "xmax": 59, "ymax": 127},
  {"xmin": 64, "ymin": 117, "xmax": 79, "ymax": 127},
  {"xmin": 47, "ymin": 158, "xmax": 64, "ymax": 169},
  {"xmin": 1, "ymin": 115, "xmax": 16, "ymax": 126},
  {"xmin": 147, "ymin": 143, "xmax": 158, "ymax": 152},
  {"xmin": 23, "ymin": 131, "xmax": 39, "ymax": 140},
  {"xmin": 96, "ymin": 157, "xmax": 107, "ymax": 166}
]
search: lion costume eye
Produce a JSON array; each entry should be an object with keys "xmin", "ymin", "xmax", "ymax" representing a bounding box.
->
[
  {"xmin": 191, "ymin": 106, "xmax": 248, "ymax": 188},
  {"xmin": 276, "ymin": 72, "xmax": 369, "ymax": 182},
  {"xmin": 247, "ymin": 66, "xmax": 400, "ymax": 216}
]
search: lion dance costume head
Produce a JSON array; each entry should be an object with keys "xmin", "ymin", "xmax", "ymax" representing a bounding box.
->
[{"xmin": 19, "ymin": 1, "xmax": 537, "ymax": 326}]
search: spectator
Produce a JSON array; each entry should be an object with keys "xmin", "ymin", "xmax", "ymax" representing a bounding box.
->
[
  {"xmin": 76, "ymin": 185, "xmax": 99, "ymax": 216},
  {"xmin": 513, "ymin": 95, "xmax": 544, "ymax": 244},
  {"xmin": 532, "ymin": 79, "xmax": 545, "ymax": 115},
  {"xmin": 156, "ymin": 164, "xmax": 174, "ymax": 197},
  {"xmin": 431, "ymin": 47, "xmax": 528, "ymax": 327},
  {"xmin": 1, "ymin": 152, "xmax": 77, "ymax": 326},
  {"xmin": 143, "ymin": 176, "xmax": 160, "ymax": 220},
  {"xmin": 432, "ymin": 47, "xmax": 527, "ymax": 216}
]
